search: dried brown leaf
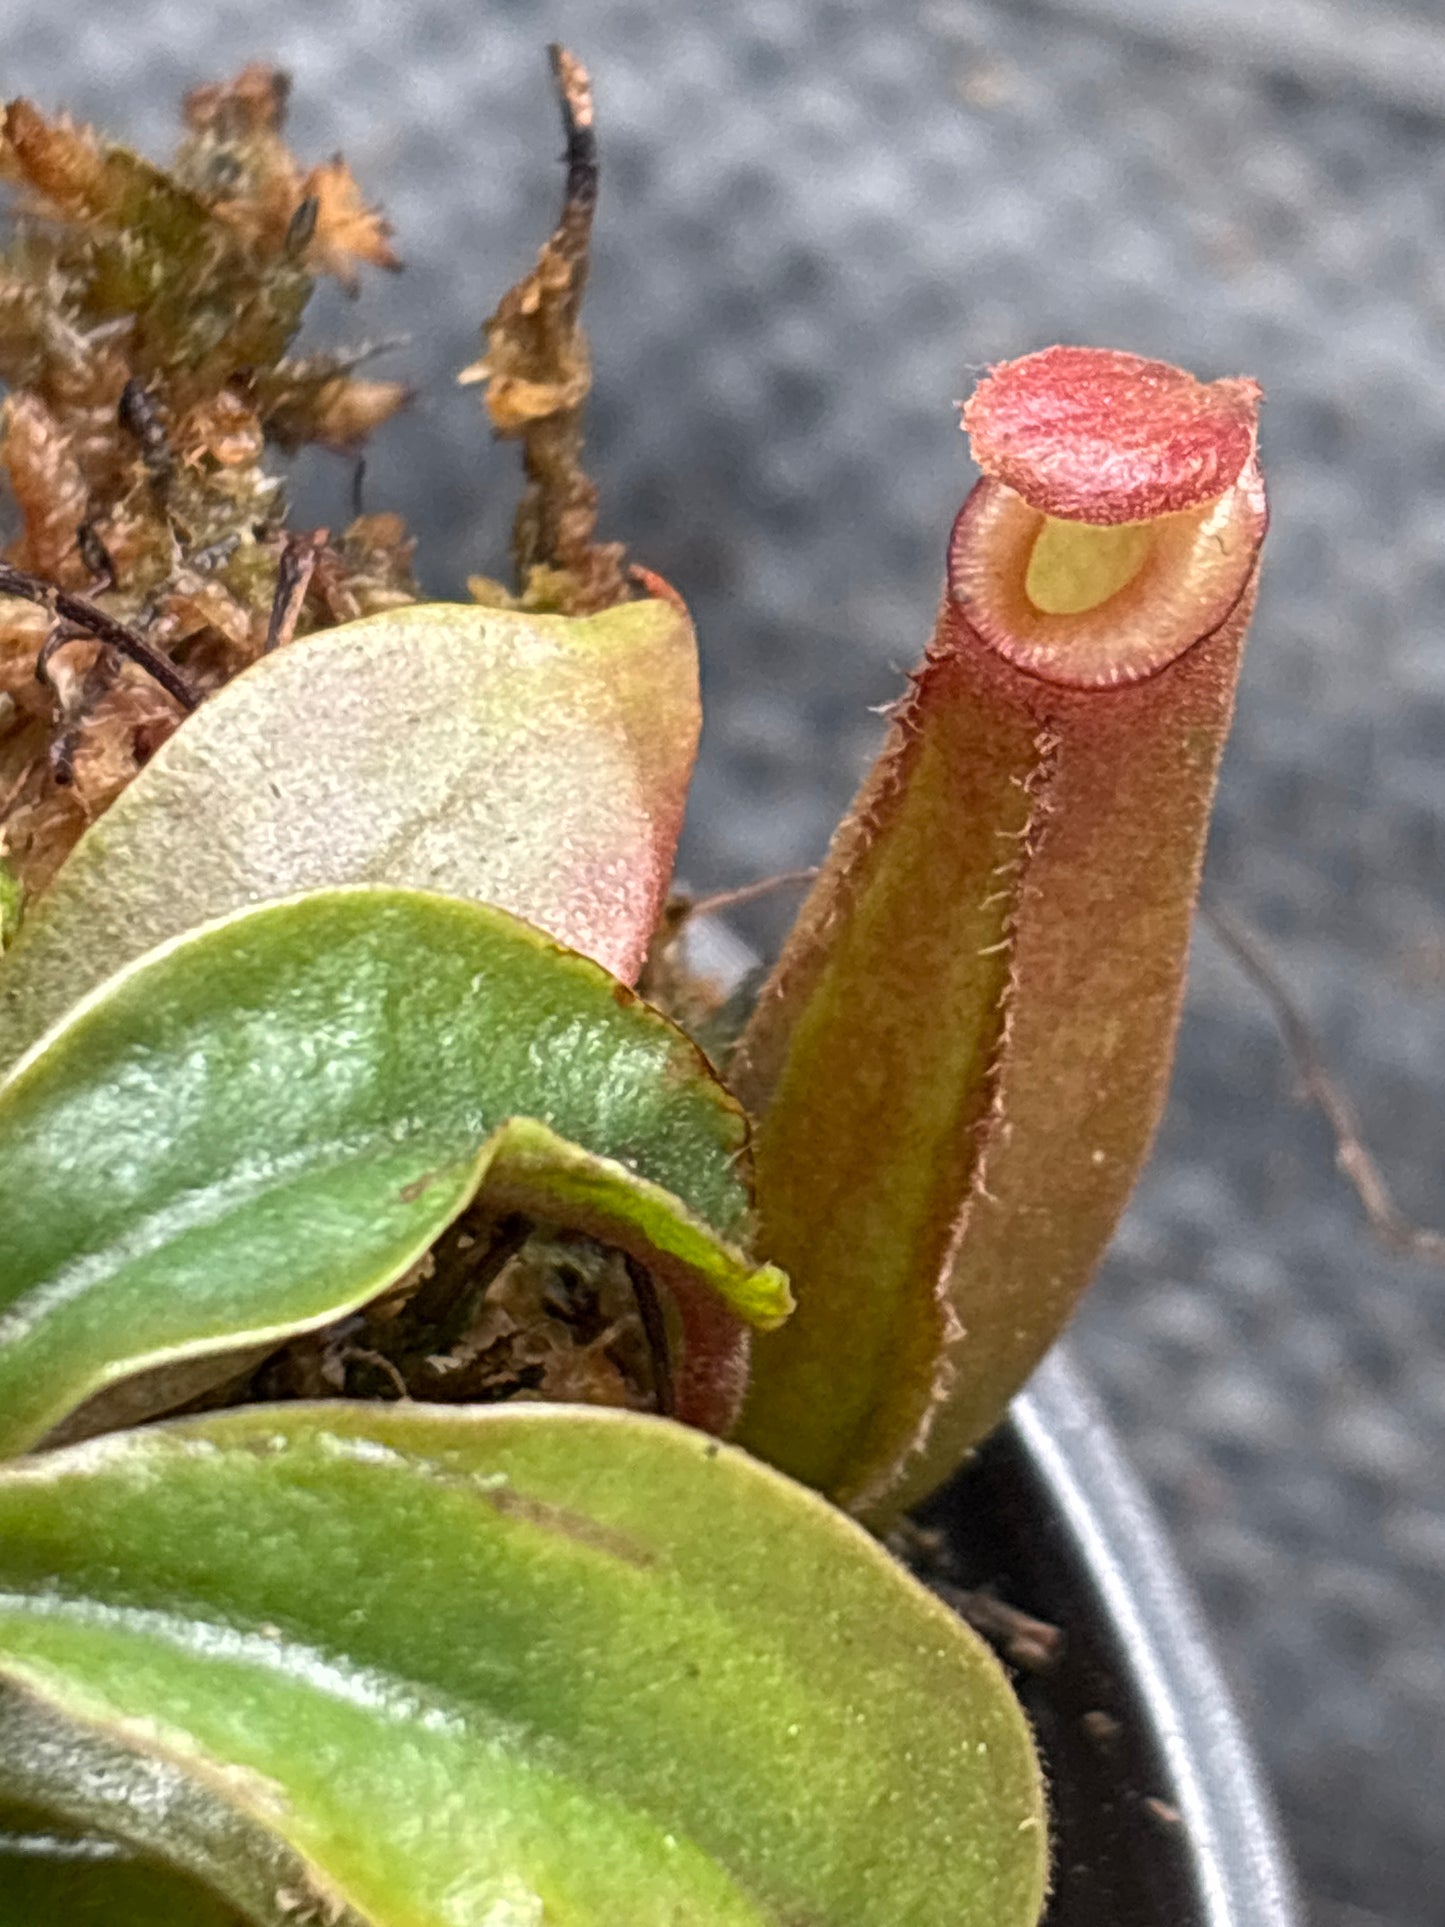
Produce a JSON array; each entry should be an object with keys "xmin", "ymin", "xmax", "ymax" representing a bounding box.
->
[
  {"xmin": 175, "ymin": 64, "xmax": 305, "ymax": 259},
  {"xmin": 182, "ymin": 63, "xmax": 291, "ymax": 139},
  {"xmin": 299, "ymin": 156, "xmax": 401, "ymax": 292},
  {"xmin": 0, "ymin": 395, "xmax": 87, "ymax": 581},
  {"xmin": 1, "ymin": 100, "xmax": 108, "ymax": 220},
  {"xmin": 256, "ymin": 359, "xmax": 411, "ymax": 451},
  {"xmin": 176, "ymin": 389, "xmax": 267, "ymax": 472},
  {"xmin": 165, "ymin": 579, "xmax": 259, "ymax": 653},
  {"xmin": 0, "ymin": 600, "xmax": 49, "ymax": 700},
  {"xmin": 67, "ymin": 667, "xmax": 179, "ymax": 813}
]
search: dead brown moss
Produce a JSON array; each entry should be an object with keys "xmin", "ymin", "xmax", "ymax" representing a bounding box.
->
[
  {"xmin": 0, "ymin": 64, "xmax": 416, "ymax": 898},
  {"xmin": 0, "ymin": 50, "xmax": 683, "ymax": 1435},
  {"xmin": 243, "ymin": 1217, "xmax": 662, "ymax": 1416}
]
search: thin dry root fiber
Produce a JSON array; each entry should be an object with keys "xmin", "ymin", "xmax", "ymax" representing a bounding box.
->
[{"xmin": 1204, "ymin": 899, "xmax": 1445, "ymax": 1269}]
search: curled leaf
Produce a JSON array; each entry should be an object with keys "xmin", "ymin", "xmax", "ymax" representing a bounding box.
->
[
  {"xmin": 0, "ymin": 888, "xmax": 787, "ymax": 1456},
  {"xmin": 0, "ymin": 1780, "xmax": 265, "ymax": 1926},
  {"xmin": 0, "ymin": 1402, "xmax": 1047, "ymax": 1926},
  {"xmin": 0, "ymin": 595, "xmax": 700, "ymax": 1070}
]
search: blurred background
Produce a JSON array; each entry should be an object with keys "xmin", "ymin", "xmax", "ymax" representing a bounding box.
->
[{"xmin": 7, "ymin": 1, "xmax": 1444, "ymax": 1921}]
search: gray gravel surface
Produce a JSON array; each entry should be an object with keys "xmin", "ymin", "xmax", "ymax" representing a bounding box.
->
[{"xmin": 6, "ymin": 3, "xmax": 1441, "ymax": 1922}]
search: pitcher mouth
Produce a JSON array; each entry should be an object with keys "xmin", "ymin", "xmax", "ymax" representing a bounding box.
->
[
  {"xmin": 947, "ymin": 459, "xmax": 1266, "ymax": 688},
  {"xmin": 948, "ymin": 346, "xmax": 1267, "ymax": 688}
]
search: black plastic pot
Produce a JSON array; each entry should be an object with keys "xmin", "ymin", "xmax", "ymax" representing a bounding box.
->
[{"xmin": 921, "ymin": 1346, "xmax": 1302, "ymax": 1927}]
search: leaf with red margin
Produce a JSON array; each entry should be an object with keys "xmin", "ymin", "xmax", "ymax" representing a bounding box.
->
[{"xmin": 0, "ymin": 596, "xmax": 699, "ymax": 1072}]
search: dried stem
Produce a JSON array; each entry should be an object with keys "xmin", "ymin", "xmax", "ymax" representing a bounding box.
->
[
  {"xmin": 335, "ymin": 1346, "xmax": 409, "ymax": 1401},
  {"xmin": 117, "ymin": 377, "xmax": 174, "ymax": 492},
  {"xmin": 624, "ymin": 1255, "xmax": 675, "ymax": 1417},
  {"xmin": 75, "ymin": 523, "xmax": 117, "ymax": 591},
  {"xmin": 466, "ymin": 45, "xmax": 626, "ymax": 612},
  {"xmin": 265, "ymin": 529, "xmax": 325, "ymax": 652},
  {"xmin": 0, "ymin": 562, "xmax": 200, "ymax": 711},
  {"xmin": 552, "ymin": 44, "xmax": 599, "ymax": 229},
  {"xmin": 682, "ymin": 869, "xmax": 821, "ymax": 922},
  {"xmin": 1203, "ymin": 900, "xmax": 1445, "ymax": 1267}
]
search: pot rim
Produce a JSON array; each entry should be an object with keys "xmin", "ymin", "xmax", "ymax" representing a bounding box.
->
[{"xmin": 1015, "ymin": 1344, "xmax": 1303, "ymax": 1927}]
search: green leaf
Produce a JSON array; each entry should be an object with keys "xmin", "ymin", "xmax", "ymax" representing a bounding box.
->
[
  {"xmin": 0, "ymin": 859, "xmax": 20, "ymax": 954},
  {"xmin": 0, "ymin": 1403, "xmax": 1047, "ymax": 1926},
  {"xmin": 0, "ymin": 887, "xmax": 788, "ymax": 1456},
  {"xmin": 0, "ymin": 596, "xmax": 700, "ymax": 1073}
]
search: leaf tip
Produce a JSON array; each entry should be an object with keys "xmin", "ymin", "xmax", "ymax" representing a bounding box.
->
[{"xmin": 746, "ymin": 1262, "xmax": 795, "ymax": 1333}]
